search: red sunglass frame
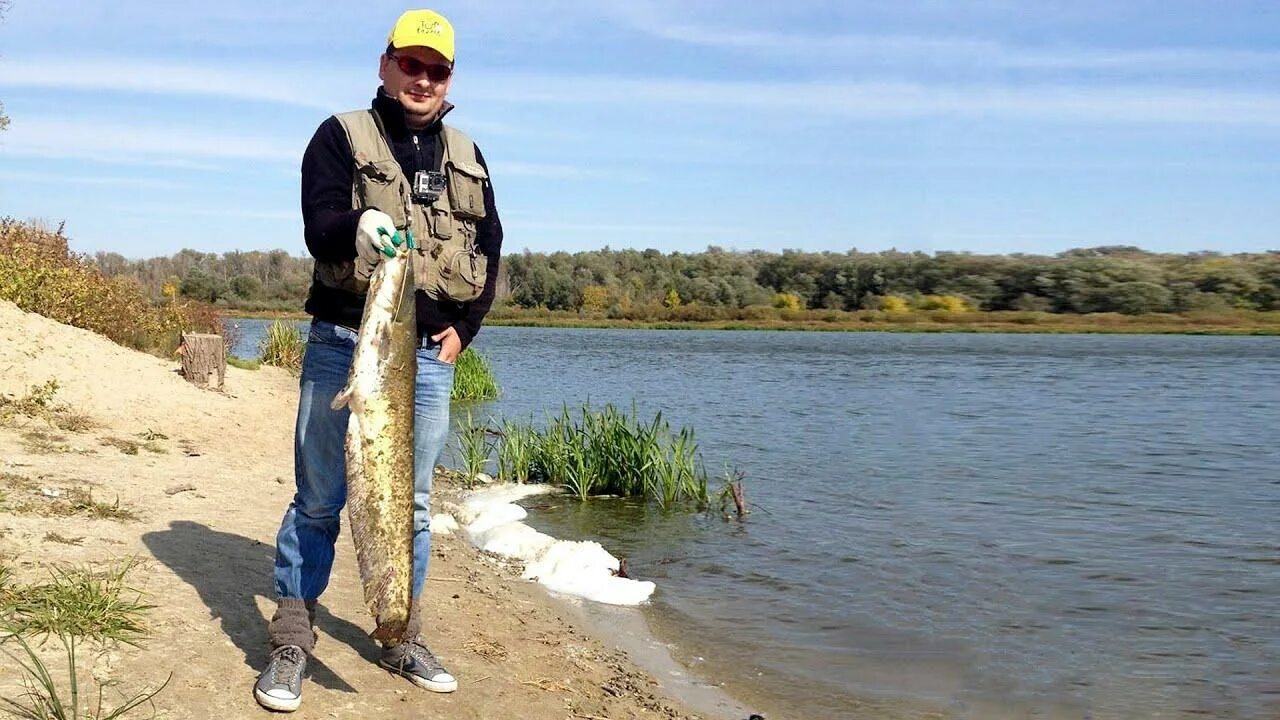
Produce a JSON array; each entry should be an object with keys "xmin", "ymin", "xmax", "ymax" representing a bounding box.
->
[{"xmin": 388, "ymin": 53, "xmax": 452, "ymax": 82}]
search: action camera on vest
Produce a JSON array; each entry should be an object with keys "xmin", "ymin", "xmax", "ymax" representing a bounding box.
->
[{"xmin": 412, "ymin": 170, "xmax": 447, "ymax": 204}]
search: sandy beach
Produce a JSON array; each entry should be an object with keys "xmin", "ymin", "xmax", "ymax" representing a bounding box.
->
[{"xmin": 0, "ymin": 300, "xmax": 726, "ymax": 720}]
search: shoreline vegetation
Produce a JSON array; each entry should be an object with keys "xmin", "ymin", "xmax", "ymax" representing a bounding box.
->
[
  {"xmin": 228, "ymin": 307, "xmax": 1280, "ymax": 335},
  {"xmin": 6, "ymin": 218, "xmax": 1277, "ymax": 340}
]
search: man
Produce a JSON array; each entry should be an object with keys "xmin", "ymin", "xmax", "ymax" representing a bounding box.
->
[{"xmin": 254, "ymin": 9, "xmax": 502, "ymax": 712}]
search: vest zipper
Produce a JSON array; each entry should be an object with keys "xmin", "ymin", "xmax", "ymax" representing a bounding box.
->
[{"xmin": 410, "ymin": 134, "xmax": 423, "ymax": 239}]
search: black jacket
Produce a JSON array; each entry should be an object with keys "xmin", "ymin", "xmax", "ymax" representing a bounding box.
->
[{"xmin": 300, "ymin": 91, "xmax": 503, "ymax": 349}]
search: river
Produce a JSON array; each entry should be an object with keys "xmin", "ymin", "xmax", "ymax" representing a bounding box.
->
[{"xmin": 228, "ymin": 320, "xmax": 1280, "ymax": 720}]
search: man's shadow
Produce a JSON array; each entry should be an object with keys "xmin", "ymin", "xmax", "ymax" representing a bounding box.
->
[{"xmin": 143, "ymin": 520, "xmax": 380, "ymax": 693}]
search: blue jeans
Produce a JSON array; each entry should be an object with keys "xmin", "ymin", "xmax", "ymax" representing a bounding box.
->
[{"xmin": 272, "ymin": 320, "xmax": 455, "ymax": 603}]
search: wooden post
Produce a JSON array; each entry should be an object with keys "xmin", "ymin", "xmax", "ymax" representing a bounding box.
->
[
  {"xmin": 179, "ymin": 333, "xmax": 225, "ymax": 391},
  {"xmin": 730, "ymin": 480, "xmax": 748, "ymax": 518}
]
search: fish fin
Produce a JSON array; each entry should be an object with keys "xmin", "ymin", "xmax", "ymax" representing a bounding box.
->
[{"xmin": 330, "ymin": 385, "xmax": 354, "ymax": 411}]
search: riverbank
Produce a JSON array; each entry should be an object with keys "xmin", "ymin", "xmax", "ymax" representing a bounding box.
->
[
  {"xmin": 223, "ymin": 309, "xmax": 1280, "ymax": 336},
  {"xmin": 0, "ymin": 301, "xmax": 726, "ymax": 720}
]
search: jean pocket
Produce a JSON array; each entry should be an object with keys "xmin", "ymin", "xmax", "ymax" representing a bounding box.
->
[
  {"xmin": 308, "ymin": 321, "xmax": 356, "ymax": 346},
  {"xmin": 419, "ymin": 343, "xmax": 456, "ymax": 368}
]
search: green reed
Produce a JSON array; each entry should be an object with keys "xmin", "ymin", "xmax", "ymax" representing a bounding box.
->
[
  {"xmin": 500, "ymin": 403, "xmax": 709, "ymax": 506},
  {"xmin": 258, "ymin": 320, "xmax": 304, "ymax": 373},
  {"xmin": 451, "ymin": 348, "xmax": 499, "ymax": 402},
  {"xmin": 496, "ymin": 419, "xmax": 534, "ymax": 484},
  {"xmin": 0, "ymin": 632, "xmax": 171, "ymax": 720},
  {"xmin": 453, "ymin": 410, "xmax": 493, "ymax": 488}
]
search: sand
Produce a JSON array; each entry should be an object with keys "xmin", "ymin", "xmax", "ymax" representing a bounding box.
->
[{"xmin": 0, "ymin": 301, "xmax": 719, "ymax": 720}]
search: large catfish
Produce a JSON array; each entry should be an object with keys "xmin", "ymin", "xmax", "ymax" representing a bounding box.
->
[{"xmin": 330, "ymin": 250, "xmax": 417, "ymax": 644}]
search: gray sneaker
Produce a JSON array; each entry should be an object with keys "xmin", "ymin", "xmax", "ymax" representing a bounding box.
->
[
  {"xmin": 379, "ymin": 638, "xmax": 458, "ymax": 693},
  {"xmin": 254, "ymin": 644, "xmax": 306, "ymax": 712}
]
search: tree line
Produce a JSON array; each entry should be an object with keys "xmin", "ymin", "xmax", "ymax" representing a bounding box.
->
[{"xmin": 94, "ymin": 245, "xmax": 1280, "ymax": 316}]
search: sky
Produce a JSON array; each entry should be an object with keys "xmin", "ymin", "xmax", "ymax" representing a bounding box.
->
[{"xmin": 0, "ymin": 0, "xmax": 1277, "ymax": 259}]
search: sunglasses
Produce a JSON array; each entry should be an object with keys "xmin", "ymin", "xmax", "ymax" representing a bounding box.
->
[{"xmin": 387, "ymin": 53, "xmax": 453, "ymax": 83}]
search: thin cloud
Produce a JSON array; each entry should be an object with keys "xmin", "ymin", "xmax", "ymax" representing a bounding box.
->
[
  {"xmin": 116, "ymin": 205, "xmax": 298, "ymax": 221},
  {"xmin": 9, "ymin": 54, "xmax": 1279, "ymax": 128},
  {"xmin": 605, "ymin": 4, "xmax": 1280, "ymax": 74},
  {"xmin": 470, "ymin": 74, "xmax": 1280, "ymax": 126},
  {"xmin": 3, "ymin": 117, "xmax": 303, "ymax": 167},
  {"xmin": 0, "ymin": 170, "xmax": 187, "ymax": 189},
  {"xmin": 507, "ymin": 219, "xmax": 788, "ymax": 237},
  {"xmin": 0, "ymin": 57, "xmax": 362, "ymax": 110},
  {"xmin": 495, "ymin": 162, "xmax": 597, "ymax": 179}
]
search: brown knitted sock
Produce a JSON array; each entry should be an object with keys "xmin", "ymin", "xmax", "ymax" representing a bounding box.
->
[
  {"xmin": 405, "ymin": 596, "xmax": 422, "ymax": 641},
  {"xmin": 268, "ymin": 598, "xmax": 316, "ymax": 654}
]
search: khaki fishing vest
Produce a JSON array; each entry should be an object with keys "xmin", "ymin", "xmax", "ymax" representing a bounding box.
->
[{"xmin": 313, "ymin": 110, "xmax": 489, "ymax": 302}]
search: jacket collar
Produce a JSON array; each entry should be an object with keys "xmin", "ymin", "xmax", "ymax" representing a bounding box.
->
[{"xmin": 372, "ymin": 89, "xmax": 453, "ymax": 138}]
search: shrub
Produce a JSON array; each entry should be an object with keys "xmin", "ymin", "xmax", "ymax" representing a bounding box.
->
[
  {"xmin": 878, "ymin": 295, "xmax": 910, "ymax": 313},
  {"xmin": 1108, "ymin": 281, "xmax": 1175, "ymax": 315},
  {"xmin": 916, "ymin": 294, "xmax": 971, "ymax": 312},
  {"xmin": 738, "ymin": 305, "xmax": 780, "ymax": 321},
  {"xmin": 0, "ymin": 218, "xmax": 220, "ymax": 352},
  {"xmin": 772, "ymin": 292, "xmax": 803, "ymax": 310}
]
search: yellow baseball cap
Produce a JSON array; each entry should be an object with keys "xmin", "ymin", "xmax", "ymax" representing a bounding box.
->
[{"xmin": 387, "ymin": 10, "xmax": 455, "ymax": 62}]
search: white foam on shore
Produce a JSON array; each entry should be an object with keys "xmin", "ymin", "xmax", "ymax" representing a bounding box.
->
[
  {"xmin": 435, "ymin": 482, "xmax": 656, "ymax": 606},
  {"xmin": 428, "ymin": 513, "xmax": 459, "ymax": 535}
]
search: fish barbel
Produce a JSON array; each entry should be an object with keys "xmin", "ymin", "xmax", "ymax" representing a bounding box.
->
[{"xmin": 330, "ymin": 251, "xmax": 417, "ymax": 644}]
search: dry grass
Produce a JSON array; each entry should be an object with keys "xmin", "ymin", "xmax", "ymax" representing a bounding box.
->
[
  {"xmin": 463, "ymin": 636, "xmax": 509, "ymax": 663},
  {"xmin": 21, "ymin": 430, "xmax": 72, "ymax": 455},
  {"xmin": 0, "ymin": 475, "xmax": 138, "ymax": 522},
  {"xmin": 100, "ymin": 435, "xmax": 165, "ymax": 456},
  {"xmin": 0, "ymin": 380, "xmax": 99, "ymax": 434}
]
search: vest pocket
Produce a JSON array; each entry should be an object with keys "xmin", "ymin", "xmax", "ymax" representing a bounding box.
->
[
  {"xmin": 414, "ymin": 235, "xmax": 486, "ymax": 303},
  {"xmin": 428, "ymin": 206, "xmax": 453, "ymax": 240},
  {"xmin": 356, "ymin": 160, "xmax": 409, "ymax": 229},
  {"xmin": 445, "ymin": 160, "xmax": 487, "ymax": 221},
  {"xmin": 438, "ymin": 244, "xmax": 486, "ymax": 302}
]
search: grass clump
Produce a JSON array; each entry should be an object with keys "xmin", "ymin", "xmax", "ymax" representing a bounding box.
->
[
  {"xmin": 0, "ymin": 561, "xmax": 152, "ymax": 645},
  {"xmin": 0, "ymin": 477, "xmax": 138, "ymax": 522},
  {"xmin": 0, "ymin": 560, "xmax": 168, "ymax": 719},
  {"xmin": 259, "ymin": 319, "xmax": 303, "ymax": 373},
  {"xmin": 0, "ymin": 381, "xmax": 97, "ymax": 434},
  {"xmin": 226, "ymin": 356, "xmax": 260, "ymax": 370},
  {"xmin": 100, "ymin": 434, "xmax": 164, "ymax": 456},
  {"xmin": 451, "ymin": 348, "xmax": 499, "ymax": 402},
  {"xmin": 59, "ymin": 490, "xmax": 137, "ymax": 522},
  {"xmin": 499, "ymin": 403, "xmax": 710, "ymax": 508},
  {"xmin": 22, "ymin": 430, "xmax": 72, "ymax": 455},
  {"xmin": 1, "ymin": 632, "xmax": 171, "ymax": 720}
]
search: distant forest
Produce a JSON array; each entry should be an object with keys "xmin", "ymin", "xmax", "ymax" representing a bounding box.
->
[{"xmin": 92, "ymin": 245, "xmax": 1280, "ymax": 316}]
